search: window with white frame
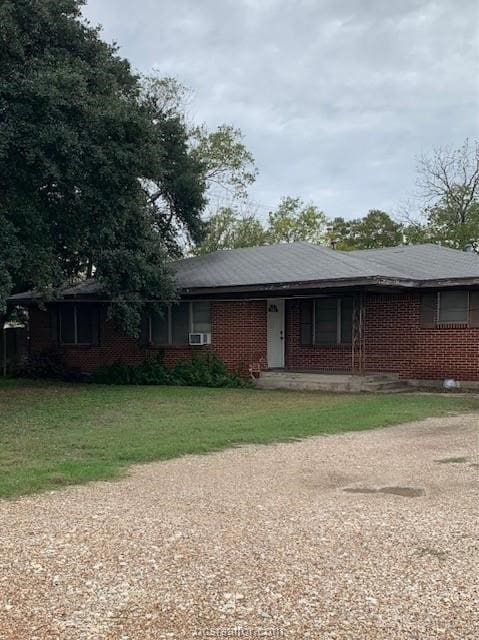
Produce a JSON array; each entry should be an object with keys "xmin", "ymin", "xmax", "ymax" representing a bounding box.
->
[
  {"xmin": 149, "ymin": 301, "xmax": 211, "ymax": 345},
  {"xmin": 59, "ymin": 303, "xmax": 99, "ymax": 345}
]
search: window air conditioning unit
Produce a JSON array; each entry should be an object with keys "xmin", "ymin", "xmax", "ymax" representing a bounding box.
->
[{"xmin": 189, "ymin": 332, "xmax": 211, "ymax": 346}]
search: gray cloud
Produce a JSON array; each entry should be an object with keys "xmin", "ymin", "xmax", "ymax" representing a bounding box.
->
[{"xmin": 83, "ymin": 0, "xmax": 479, "ymax": 219}]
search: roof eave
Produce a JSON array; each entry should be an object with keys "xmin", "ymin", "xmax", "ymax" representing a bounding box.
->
[
  {"xmin": 178, "ymin": 275, "xmax": 418, "ymax": 296},
  {"xmin": 179, "ymin": 275, "xmax": 479, "ymax": 296},
  {"xmin": 417, "ymin": 277, "xmax": 479, "ymax": 288},
  {"xmin": 9, "ymin": 275, "xmax": 479, "ymax": 306}
]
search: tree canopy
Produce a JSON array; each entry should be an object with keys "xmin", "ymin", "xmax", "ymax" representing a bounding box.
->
[
  {"xmin": 195, "ymin": 202, "xmax": 400, "ymax": 253},
  {"xmin": 2, "ymin": 0, "xmax": 476, "ymax": 338},
  {"xmin": 413, "ymin": 140, "xmax": 479, "ymax": 249},
  {"xmin": 195, "ymin": 140, "xmax": 479, "ymax": 256},
  {"xmin": 267, "ymin": 197, "xmax": 327, "ymax": 244},
  {"xmin": 141, "ymin": 76, "xmax": 258, "ymax": 209},
  {"xmin": 194, "ymin": 197, "xmax": 328, "ymax": 254},
  {"xmin": 326, "ymin": 210, "xmax": 403, "ymax": 250},
  {"xmin": 194, "ymin": 207, "xmax": 267, "ymax": 255},
  {"xmin": 0, "ymin": 0, "xmax": 205, "ymax": 333}
]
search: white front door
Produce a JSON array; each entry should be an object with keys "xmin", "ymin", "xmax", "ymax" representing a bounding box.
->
[{"xmin": 267, "ymin": 299, "xmax": 285, "ymax": 368}]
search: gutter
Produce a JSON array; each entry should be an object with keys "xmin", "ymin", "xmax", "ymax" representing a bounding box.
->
[
  {"xmin": 179, "ymin": 275, "xmax": 479, "ymax": 296},
  {"xmin": 8, "ymin": 276, "xmax": 479, "ymax": 306}
]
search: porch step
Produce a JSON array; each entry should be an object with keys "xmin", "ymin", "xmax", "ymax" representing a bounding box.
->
[{"xmin": 255, "ymin": 371, "xmax": 410, "ymax": 393}]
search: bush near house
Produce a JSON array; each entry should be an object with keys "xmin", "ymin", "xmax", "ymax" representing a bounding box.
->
[
  {"xmin": 18, "ymin": 350, "xmax": 248, "ymax": 388},
  {"xmin": 17, "ymin": 348, "xmax": 82, "ymax": 382},
  {"xmin": 91, "ymin": 353, "xmax": 249, "ymax": 388}
]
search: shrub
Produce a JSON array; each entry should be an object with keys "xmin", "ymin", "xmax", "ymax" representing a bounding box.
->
[
  {"xmin": 91, "ymin": 353, "xmax": 250, "ymax": 388},
  {"xmin": 18, "ymin": 348, "xmax": 65, "ymax": 380},
  {"xmin": 90, "ymin": 361, "xmax": 135, "ymax": 385}
]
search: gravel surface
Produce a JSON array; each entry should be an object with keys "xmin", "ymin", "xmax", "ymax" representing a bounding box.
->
[{"xmin": 0, "ymin": 413, "xmax": 478, "ymax": 639}]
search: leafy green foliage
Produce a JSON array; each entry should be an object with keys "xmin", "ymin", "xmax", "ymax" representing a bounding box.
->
[
  {"xmin": 194, "ymin": 207, "xmax": 268, "ymax": 254},
  {"xmin": 191, "ymin": 124, "xmax": 257, "ymax": 202},
  {"xmin": 195, "ymin": 197, "xmax": 328, "ymax": 253},
  {"xmin": 91, "ymin": 353, "xmax": 249, "ymax": 388},
  {"xmin": 0, "ymin": 1, "xmax": 205, "ymax": 332},
  {"xmin": 141, "ymin": 78, "xmax": 206, "ymax": 255},
  {"xmin": 17, "ymin": 347, "xmax": 84, "ymax": 381},
  {"xmin": 195, "ymin": 201, "xmax": 400, "ymax": 254},
  {"xmin": 402, "ymin": 222, "xmax": 431, "ymax": 245},
  {"xmin": 326, "ymin": 210, "xmax": 403, "ymax": 250},
  {"xmin": 421, "ymin": 193, "xmax": 479, "ymax": 249},
  {"xmin": 141, "ymin": 76, "xmax": 258, "ymax": 214},
  {"xmin": 91, "ymin": 358, "xmax": 171, "ymax": 385},
  {"xmin": 267, "ymin": 197, "xmax": 327, "ymax": 243},
  {"xmin": 195, "ymin": 139, "xmax": 479, "ymax": 255},
  {"xmin": 414, "ymin": 140, "xmax": 479, "ymax": 250}
]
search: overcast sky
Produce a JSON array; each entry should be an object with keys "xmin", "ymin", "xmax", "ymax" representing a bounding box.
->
[{"xmin": 82, "ymin": 0, "xmax": 478, "ymax": 220}]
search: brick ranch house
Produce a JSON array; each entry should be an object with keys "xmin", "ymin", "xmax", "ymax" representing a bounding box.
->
[{"xmin": 9, "ymin": 242, "xmax": 479, "ymax": 382}]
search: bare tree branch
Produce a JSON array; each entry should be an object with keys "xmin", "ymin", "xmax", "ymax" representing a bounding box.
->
[{"xmin": 416, "ymin": 139, "xmax": 479, "ymax": 248}]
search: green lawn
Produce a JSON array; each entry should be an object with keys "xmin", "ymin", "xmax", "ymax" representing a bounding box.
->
[{"xmin": 1, "ymin": 379, "xmax": 478, "ymax": 499}]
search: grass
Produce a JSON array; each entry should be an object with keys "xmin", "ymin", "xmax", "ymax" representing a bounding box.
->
[{"xmin": 1, "ymin": 378, "xmax": 478, "ymax": 499}]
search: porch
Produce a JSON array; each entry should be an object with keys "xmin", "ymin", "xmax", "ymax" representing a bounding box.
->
[
  {"xmin": 255, "ymin": 370, "xmax": 410, "ymax": 393},
  {"xmin": 266, "ymin": 293, "xmax": 368, "ymax": 375}
]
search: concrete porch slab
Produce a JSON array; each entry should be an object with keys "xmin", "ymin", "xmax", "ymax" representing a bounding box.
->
[{"xmin": 255, "ymin": 371, "xmax": 410, "ymax": 392}]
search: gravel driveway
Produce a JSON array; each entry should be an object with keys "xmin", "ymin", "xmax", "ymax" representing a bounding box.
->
[{"xmin": 0, "ymin": 413, "xmax": 478, "ymax": 639}]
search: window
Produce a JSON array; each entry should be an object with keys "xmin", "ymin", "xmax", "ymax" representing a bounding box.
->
[
  {"xmin": 151, "ymin": 308, "xmax": 169, "ymax": 345},
  {"xmin": 438, "ymin": 291, "xmax": 469, "ymax": 324},
  {"xmin": 300, "ymin": 297, "xmax": 353, "ymax": 345},
  {"xmin": 340, "ymin": 297, "xmax": 354, "ymax": 344},
  {"xmin": 421, "ymin": 290, "xmax": 479, "ymax": 327},
  {"xmin": 149, "ymin": 302, "xmax": 211, "ymax": 345},
  {"xmin": 59, "ymin": 304, "xmax": 75, "ymax": 344},
  {"xmin": 171, "ymin": 302, "xmax": 190, "ymax": 345},
  {"xmin": 315, "ymin": 299, "xmax": 338, "ymax": 345},
  {"xmin": 59, "ymin": 304, "xmax": 99, "ymax": 345},
  {"xmin": 192, "ymin": 301, "xmax": 211, "ymax": 333}
]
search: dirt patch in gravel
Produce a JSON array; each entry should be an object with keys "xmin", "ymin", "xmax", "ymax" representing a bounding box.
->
[
  {"xmin": 343, "ymin": 486, "xmax": 426, "ymax": 497},
  {"xmin": 0, "ymin": 413, "xmax": 478, "ymax": 639},
  {"xmin": 435, "ymin": 456, "xmax": 469, "ymax": 464}
]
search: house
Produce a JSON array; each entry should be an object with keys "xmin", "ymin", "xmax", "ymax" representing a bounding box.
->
[{"xmin": 9, "ymin": 242, "xmax": 479, "ymax": 382}]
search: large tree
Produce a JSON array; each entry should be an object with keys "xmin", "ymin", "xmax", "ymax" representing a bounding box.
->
[
  {"xmin": 191, "ymin": 124, "xmax": 257, "ymax": 203},
  {"xmin": 195, "ymin": 197, "xmax": 328, "ymax": 253},
  {"xmin": 141, "ymin": 76, "xmax": 258, "ymax": 210},
  {"xmin": 267, "ymin": 197, "xmax": 327, "ymax": 244},
  {"xmin": 415, "ymin": 139, "xmax": 479, "ymax": 249},
  {"xmin": 194, "ymin": 207, "xmax": 267, "ymax": 255},
  {"xmin": 0, "ymin": 0, "xmax": 206, "ymax": 333},
  {"xmin": 326, "ymin": 210, "xmax": 403, "ymax": 250}
]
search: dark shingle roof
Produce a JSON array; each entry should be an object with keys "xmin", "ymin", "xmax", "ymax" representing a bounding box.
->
[
  {"xmin": 8, "ymin": 243, "xmax": 479, "ymax": 303},
  {"xmin": 356, "ymin": 244, "xmax": 479, "ymax": 280},
  {"xmin": 173, "ymin": 242, "xmax": 390, "ymax": 288},
  {"xmin": 174, "ymin": 242, "xmax": 479, "ymax": 289}
]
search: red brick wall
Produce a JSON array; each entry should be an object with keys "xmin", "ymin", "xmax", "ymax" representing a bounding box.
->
[
  {"xmin": 29, "ymin": 293, "xmax": 479, "ymax": 380},
  {"xmin": 286, "ymin": 293, "xmax": 479, "ymax": 380},
  {"xmin": 285, "ymin": 300, "xmax": 352, "ymax": 371},
  {"xmin": 29, "ymin": 301, "xmax": 267, "ymax": 374},
  {"xmin": 363, "ymin": 293, "xmax": 415, "ymax": 376},
  {"xmin": 363, "ymin": 293, "xmax": 479, "ymax": 379},
  {"xmin": 211, "ymin": 301, "xmax": 267, "ymax": 371}
]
